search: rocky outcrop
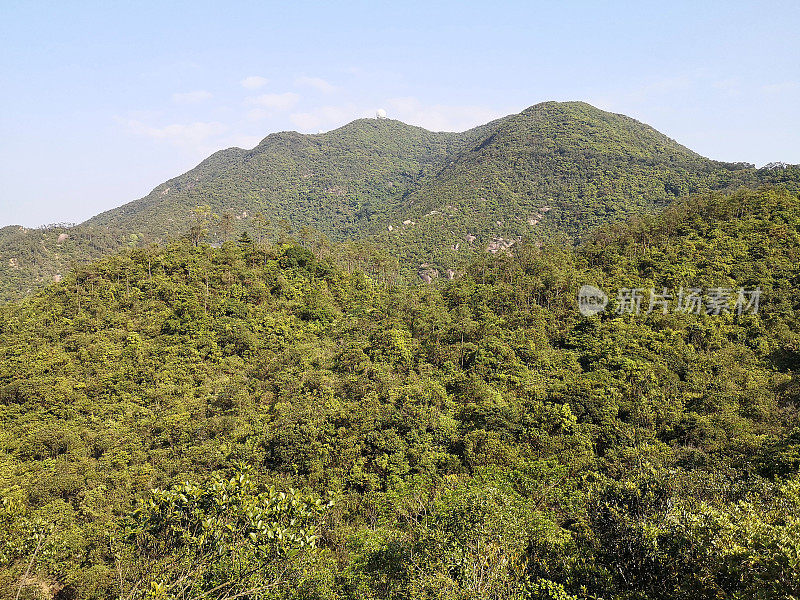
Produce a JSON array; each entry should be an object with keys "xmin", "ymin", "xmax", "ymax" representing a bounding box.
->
[
  {"xmin": 486, "ymin": 237, "xmax": 516, "ymax": 254},
  {"xmin": 418, "ymin": 263, "xmax": 439, "ymax": 283}
]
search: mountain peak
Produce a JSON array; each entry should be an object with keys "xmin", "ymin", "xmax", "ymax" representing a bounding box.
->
[{"xmin": 0, "ymin": 102, "xmax": 776, "ymax": 301}]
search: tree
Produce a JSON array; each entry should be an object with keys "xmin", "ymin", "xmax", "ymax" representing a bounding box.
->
[
  {"xmin": 189, "ymin": 205, "xmax": 218, "ymax": 246},
  {"xmin": 218, "ymin": 212, "xmax": 235, "ymax": 242},
  {"xmin": 119, "ymin": 469, "xmax": 332, "ymax": 599}
]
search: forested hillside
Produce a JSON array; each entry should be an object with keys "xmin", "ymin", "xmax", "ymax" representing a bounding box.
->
[
  {"xmin": 3, "ymin": 102, "xmax": 795, "ymax": 302},
  {"xmin": 0, "ymin": 119, "xmax": 468, "ymax": 302},
  {"xmin": 1, "ymin": 185, "xmax": 799, "ymax": 599},
  {"xmin": 371, "ymin": 102, "xmax": 793, "ymax": 272}
]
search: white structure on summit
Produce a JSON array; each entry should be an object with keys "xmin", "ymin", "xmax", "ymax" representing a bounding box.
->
[{"xmin": 376, "ymin": 108, "xmax": 387, "ymax": 119}]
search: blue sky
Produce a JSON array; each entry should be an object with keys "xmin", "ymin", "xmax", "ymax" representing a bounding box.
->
[{"xmin": 1, "ymin": 0, "xmax": 798, "ymax": 227}]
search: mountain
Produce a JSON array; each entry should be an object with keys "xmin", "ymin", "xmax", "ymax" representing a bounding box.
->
[
  {"xmin": 370, "ymin": 101, "xmax": 771, "ymax": 270},
  {"xmin": 0, "ymin": 119, "xmax": 480, "ymax": 300},
  {"xmin": 85, "ymin": 118, "xmax": 484, "ymax": 240},
  {"xmin": 0, "ymin": 101, "xmax": 796, "ymax": 302},
  {"xmin": 1, "ymin": 185, "xmax": 799, "ymax": 598}
]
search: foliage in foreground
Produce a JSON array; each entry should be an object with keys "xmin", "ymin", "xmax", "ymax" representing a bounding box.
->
[{"xmin": 0, "ymin": 186, "xmax": 799, "ymax": 599}]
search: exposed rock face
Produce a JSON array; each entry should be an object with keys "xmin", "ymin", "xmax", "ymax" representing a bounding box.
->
[
  {"xmin": 57, "ymin": 233, "xmax": 69, "ymax": 243},
  {"xmin": 465, "ymin": 234, "xmax": 477, "ymax": 244},
  {"xmin": 528, "ymin": 206, "xmax": 551, "ymax": 226},
  {"xmin": 446, "ymin": 269, "xmax": 456, "ymax": 280},
  {"xmin": 418, "ymin": 264, "xmax": 439, "ymax": 284},
  {"xmin": 325, "ymin": 186, "xmax": 347, "ymax": 196},
  {"xmin": 486, "ymin": 237, "xmax": 516, "ymax": 254}
]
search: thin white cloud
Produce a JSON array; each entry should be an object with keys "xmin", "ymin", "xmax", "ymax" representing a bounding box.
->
[
  {"xmin": 246, "ymin": 108, "xmax": 271, "ymax": 122},
  {"xmin": 240, "ymin": 75, "xmax": 269, "ymax": 90},
  {"xmin": 287, "ymin": 99, "xmax": 506, "ymax": 133},
  {"xmin": 762, "ymin": 81, "xmax": 799, "ymax": 94},
  {"xmin": 295, "ymin": 76, "xmax": 336, "ymax": 94},
  {"xmin": 246, "ymin": 92, "xmax": 300, "ymax": 111},
  {"xmin": 289, "ymin": 104, "xmax": 362, "ymax": 131},
  {"xmin": 171, "ymin": 90, "xmax": 213, "ymax": 104},
  {"xmin": 594, "ymin": 76, "xmax": 694, "ymax": 109},
  {"xmin": 220, "ymin": 133, "xmax": 263, "ymax": 149},
  {"xmin": 585, "ymin": 74, "xmax": 703, "ymax": 124},
  {"xmin": 384, "ymin": 97, "xmax": 507, "ymax": 132},
  {"xmin": 712, "ymin": 78, "xmax": 741, "ymax": 96},
  {"xmin": 122, "ymin": 119, "xmax": 228, "ymax": 151}
]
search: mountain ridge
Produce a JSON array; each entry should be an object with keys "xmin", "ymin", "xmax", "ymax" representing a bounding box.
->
[{"xmin": 0, "ymin": 101, "xmax": 796, "ymax": 301}]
